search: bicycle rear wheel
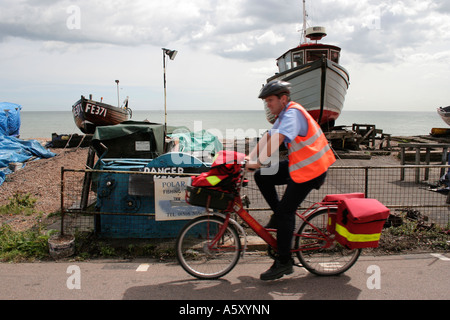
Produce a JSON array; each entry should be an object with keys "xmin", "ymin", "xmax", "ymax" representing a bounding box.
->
[
  {"xmin": 294, "ymin": 208, "xmax": 361, "ymax": 276},
  {"xmin": 176, "ymin": 215, "xmax": 241, "ymax": 280}
]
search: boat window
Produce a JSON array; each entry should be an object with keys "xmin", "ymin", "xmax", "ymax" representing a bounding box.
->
[
  {"xmin": 331, "ymin": 50, "xmax": 340, "ymax": 63},
  {"xmin": 293, "ymin": 52, "xmax": 304, "ymax": 67},
  {"xmin": 306, "ymin": 49, "xmax": 328, "ymax": 62},
  {"xmin": 277, "ymin": 57, "xmax": 286, "ymax": 72},
  {"xmin": 277, "ymin": 54, "xmax": 293, "ymax": 72},
  {"xmin": 285, "ymin": 54, "xmax": 292, "ymax": 70}
]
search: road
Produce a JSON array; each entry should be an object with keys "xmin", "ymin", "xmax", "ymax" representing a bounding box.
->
[{"xmin": 0, "ymin": 252, "xmax": 449, "ymax": 303}]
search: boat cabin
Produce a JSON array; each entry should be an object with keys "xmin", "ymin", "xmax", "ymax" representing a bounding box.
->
[
  {"xmin": 276, "ymin": 43, "xmax": 341, "ymax": 73},
  {"xmin": 276, "ymin": 26, "xmax": 341, "ymax": 73}
]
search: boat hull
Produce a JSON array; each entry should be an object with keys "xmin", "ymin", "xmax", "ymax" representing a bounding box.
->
[
  {"xmin": 267, "ymin": 57, "xmax": 349, "ymax": 129},
  {"xmin": 437, "ymin": 107, "xmax": 450, "ymax": 126},
  {"xmin": 72, "ymin": 96, "xmax": 131, "ymax": 134}
]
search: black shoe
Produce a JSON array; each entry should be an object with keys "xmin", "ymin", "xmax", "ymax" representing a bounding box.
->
[
  {"xmin": 260, "ymin": 259, "xmax": 294, "ymax": 281},
  {"xmin": 264, "ymin": 215, "xmax": 278, "ymax": 229}
]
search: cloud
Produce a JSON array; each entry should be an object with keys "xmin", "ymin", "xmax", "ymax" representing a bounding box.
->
[
  {"xmin": 436, "ymin": 0, "xmax": 450, "ymax": 13},
  {"xmin": 291, "ymin": 0, "xmax": 450, "ymax": 65},
  {"xmin": 1, "ymin": 0, "xmax": 450, "ymax": 112},
  {"xmin": 0, "ymin": 0, "xmax": 205, "ymax": 45},
  {"xmin": 0, "ymin": 0, "xmax": 297, "ymax": 61},
  {"xmin": 1, "ymin": 0, "xmax": 449, "ymax": 64}
]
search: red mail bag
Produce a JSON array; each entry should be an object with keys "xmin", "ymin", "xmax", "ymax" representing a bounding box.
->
[
  {"xmin": 322, "ymin": 193, "xmax": 365, "ymax": 234},
  {"xmin": 334, "ymin": 198, "xmax": 390, "ymax": 249}
]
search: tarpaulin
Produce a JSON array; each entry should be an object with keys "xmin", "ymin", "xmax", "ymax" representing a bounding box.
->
[
  {"xmin": 0, "ymin": 102, "xmax": 21, "ymax": 137},
  {"xmin": 170, "ymin": 129, "xmax": 223, "ymax": 155},
  {"xmin": 92, "ymin": 121, "xmax": 169, "ymax": 158},
  {"xmin": 0, "ymin": 135, "xmax": 56, "ymax": 186}
]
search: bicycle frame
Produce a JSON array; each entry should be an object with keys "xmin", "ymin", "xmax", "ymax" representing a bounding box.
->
[
  {"xmin": 197, "ymin": 163, "xmax": 340, "ymax": 255},
  {"xmin": 205, "ymin": 194, "xmax": 339, "ymax": 255}
]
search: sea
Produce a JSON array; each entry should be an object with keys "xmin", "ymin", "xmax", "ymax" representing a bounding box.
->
[{"xmin": 17, "ymin": 109, "xmax": 446, "ymax": 140}]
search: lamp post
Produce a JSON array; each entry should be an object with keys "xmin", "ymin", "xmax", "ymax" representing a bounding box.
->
[
  {"xmin": 162, "ymin": 48, "xmax": 178, "ymax": 148},
  {"xmin": 115, "ymin": 80, "xmax": 120, "ymax": 107}
]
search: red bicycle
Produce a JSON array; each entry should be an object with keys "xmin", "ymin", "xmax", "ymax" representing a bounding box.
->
[{"xmin": 175, "ymin": 163, "xmax": 362, "ymax": 280}]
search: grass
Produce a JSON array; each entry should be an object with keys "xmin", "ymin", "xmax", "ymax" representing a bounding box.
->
[
  {"xmin": 72, "ymin": 233, "xmax": 176, "ymax": 261},
  {"xmin": 0, "ymin": 192, "xmax": 40, "ymax": 216},
  {"xmin": 0, "ymin": 192, "xmax": 52, "ymax": 262},
  {"xmin": 0, "ymin": 225, "xmax": 176, "ymax": 262},
  {"xmin": 0, "ymin": 225, "xmax": 52, "ymax": 262},
  {"xmin": 374, "ymin": 210, "xmax": 450, "ymax": 253}
]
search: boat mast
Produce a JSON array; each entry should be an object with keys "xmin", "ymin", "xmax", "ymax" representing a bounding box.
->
[{"xmin": 301, "ymin": 0, "xmax": 307, "ymax": 44}]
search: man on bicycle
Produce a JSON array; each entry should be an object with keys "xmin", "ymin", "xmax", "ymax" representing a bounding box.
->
[{"xmin": 246, "ymin": 80, "xmax": 335, "ymax": 280}]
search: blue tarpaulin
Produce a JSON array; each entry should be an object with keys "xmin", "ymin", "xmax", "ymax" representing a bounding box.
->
[
  {"xmin": 0, "ymin": 102, "xmax": 56, "ymax": 186},
  {"xmin": 0, "ymin": 102, "xmax": 22, "ymax": 137},
  {"xmin": 0, "ymin": 135, "xmax": 56, "ymax": 186}
]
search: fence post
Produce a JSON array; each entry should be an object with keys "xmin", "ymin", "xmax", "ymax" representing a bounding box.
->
[
  {"xmin": 364, "ymin": 167, "xmax": 369, "ymax": 198},
  {"xmin": 80, "ymin": 147, "xmax": 95, "ymax": 210},
  {"xmin": 60, "ymin": 167, "xmax": 65, "ymax": 235}
]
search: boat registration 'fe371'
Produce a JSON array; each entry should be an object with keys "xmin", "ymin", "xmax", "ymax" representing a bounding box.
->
[{"xmin": 72, "ymin": 95, "xmax": 132, "ymax": 134}]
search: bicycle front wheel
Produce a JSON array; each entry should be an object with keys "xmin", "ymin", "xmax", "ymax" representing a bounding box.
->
[
  {"xmin": 176, "ymin": 215, "xmax": 241, "ymax": 280},
  {"xmin": 294, "ymin": 208, "xmax": 361, "ymax": 276}
]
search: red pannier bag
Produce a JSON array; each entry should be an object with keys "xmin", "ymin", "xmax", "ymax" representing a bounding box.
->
[
  {"xmin": 322, "ymin": 193, "xmax": 365, "ymax": 202},
  {"xmin": 322, "ymin": 193, "xmax": 365, "ymax": 234},
  {"xmin": 334, "ymin": 198, "xmax": 390, "ymax": 249}
]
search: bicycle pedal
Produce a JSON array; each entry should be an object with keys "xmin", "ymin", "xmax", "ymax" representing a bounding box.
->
[{"xmin": 293, "ymin": 263, "xmax": 303, "ymax": 268}]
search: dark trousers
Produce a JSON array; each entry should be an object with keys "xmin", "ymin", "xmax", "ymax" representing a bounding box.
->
[{"xmin": 254, "ymin": 160, "xmax": 327, "ymax": 262}]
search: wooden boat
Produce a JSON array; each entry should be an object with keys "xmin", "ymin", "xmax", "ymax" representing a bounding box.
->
[
  {"xmin": 437, "ymin": 106, "xmax": 450, "ymax": 126},
  {"xmin": 72, "ymin": 95, "xmax": 132, "ymax": 134},
  {"xmin": 265, "ymin": 0, "xmax": 349, "ymax": 131}
]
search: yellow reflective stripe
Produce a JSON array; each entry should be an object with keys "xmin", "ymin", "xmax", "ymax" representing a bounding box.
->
[
  {"xmin": 335, "ymin": 224, "xmax": 381, "ymax": 242},
  {"xmin": 206, "ymin": 175, "xmax": 221, "ymax": 186},
  {"xmin": 289, "ymin": 144, "xmax": 332, "ymax": 171}
]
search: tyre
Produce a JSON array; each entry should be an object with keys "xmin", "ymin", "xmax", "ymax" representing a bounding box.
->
[
  {"xmin": 294, "ymin": 208, "xmax": 361, "ymax": 276},
  {"xmin": 176, "ymin": 215, "xmax": 241, "ymax": 279}
]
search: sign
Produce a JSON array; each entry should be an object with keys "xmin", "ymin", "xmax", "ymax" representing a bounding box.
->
[
  {"xmin": 154, "ymin": 176, "xmax": 204, "ymax": 221},
  {"xmin": 135, "ymin": 141, "xmax": 150, "ymax": 151}
]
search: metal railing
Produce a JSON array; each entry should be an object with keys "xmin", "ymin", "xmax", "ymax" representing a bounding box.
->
[{"xmin": 60, "ymin": 164, "xmax": 450, "ymax": 236}]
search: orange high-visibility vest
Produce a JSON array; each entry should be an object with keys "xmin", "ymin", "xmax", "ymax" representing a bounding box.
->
[{"xmin": 284, "ymin": 102, "xmax": 336, "ymax": 183}]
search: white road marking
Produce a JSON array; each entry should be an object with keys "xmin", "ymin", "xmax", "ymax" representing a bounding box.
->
[
  {"xmin": 430, "ymin": 253, "xmax": 450, "ymax": 261},
  {"xmin": 136, "ymin": 264, "xmax": 150, "ymax": 272}
]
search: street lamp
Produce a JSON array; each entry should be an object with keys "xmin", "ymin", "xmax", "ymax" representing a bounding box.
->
[
  {"xmin": 162, "ymin": 48, "xmax": 178, "ymax": 147},
  {"xmin": 115, "ymin": 80, "xmax": 120, "ymax": 107}
]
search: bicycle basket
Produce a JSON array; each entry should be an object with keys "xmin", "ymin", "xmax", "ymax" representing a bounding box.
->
[{"xmin": 186, "ymin": 185, "xmax": 235, "ymax": 210}]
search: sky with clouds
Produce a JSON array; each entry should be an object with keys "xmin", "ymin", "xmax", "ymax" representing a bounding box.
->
[{"xmin": 1, "ymin": 0, "xmax": 449, "ymax": 112}]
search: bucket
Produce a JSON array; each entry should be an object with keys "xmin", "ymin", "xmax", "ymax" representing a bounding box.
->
[
  {"xmin": 8, "ymin": 162, "xmax": 22, "ymax": 172},
  {"xmin": 48, "ymin": 234, "xmax": 75, "ymax": 259}
]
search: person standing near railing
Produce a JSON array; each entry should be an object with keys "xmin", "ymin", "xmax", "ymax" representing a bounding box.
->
[{"xmin": 245, "ymin": 80, "xmax": 335, "ymax": 280}]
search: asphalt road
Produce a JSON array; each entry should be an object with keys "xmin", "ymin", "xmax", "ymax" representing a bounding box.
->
[{"xmin": 0, "ymin": 252, "xmax": 449, "ymax": 303}]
